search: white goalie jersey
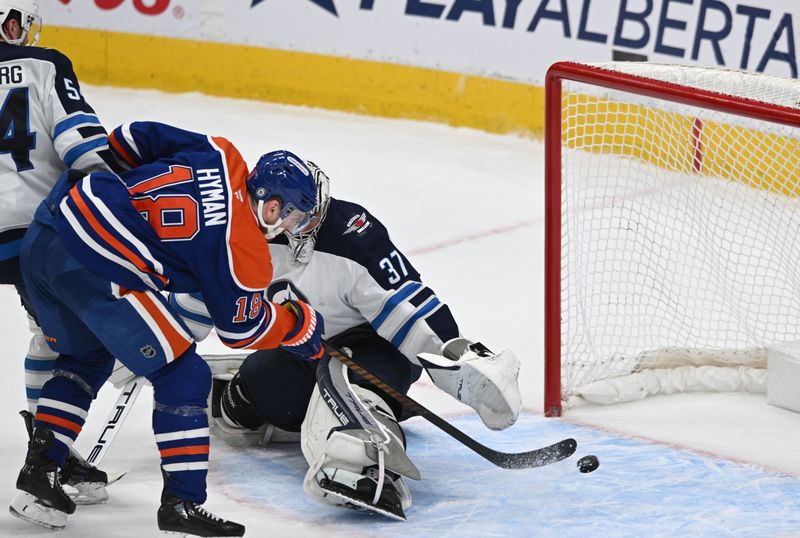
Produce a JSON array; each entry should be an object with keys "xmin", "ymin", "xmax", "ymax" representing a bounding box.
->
[
  {"xmin": 172, "ymin": 198, "xmax": 460, "ymax": 362},
  {"xmin": 0, "ymin": 44, "xmax": 116, "ymax": 233}
]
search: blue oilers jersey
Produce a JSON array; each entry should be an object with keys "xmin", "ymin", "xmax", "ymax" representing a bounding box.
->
[
  {"xmin": 173, "ymin": 199, "xmax": 460, "ymax": 363},
  {"xmin": 34, "ymin": 121, "xmax": 296, "ymax": 351},
  {"xmin": 0, "ymin": 44, "xmax": 115, "ymax": 233}
]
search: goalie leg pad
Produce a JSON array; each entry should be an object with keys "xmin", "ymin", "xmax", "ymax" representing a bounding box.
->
[
  {"xmin": 301, "ymin": 355, "xmax": 419, "ymax": 519},
  {"xmin": 418, "ymin": 338, "xmax": 522, "ymax": 431}
]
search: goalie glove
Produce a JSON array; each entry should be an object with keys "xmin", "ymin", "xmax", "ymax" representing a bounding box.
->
[{"xmin": 417, "ymin": 338, "xmax": 521, "ymax": 431}]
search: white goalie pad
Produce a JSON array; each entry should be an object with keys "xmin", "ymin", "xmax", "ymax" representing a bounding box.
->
[
  {"xmin": 301, "ymin": 355, "xmax": 419, "ymax": 515},
  {"xmin": 202, "ymin": 353, "xmax": 249, "ymax": 379},
  {"xmin": 108, "ymin": 353, "xmax": 248, "ymax": 390},
  {"xmin": 210, "ymin": 417, "xmax": 300, "ymax": 448},
  {"xmin": 108, "ymin": 361, "xmax": 141, "ymax": 389},
  {"xmin": 417, "ymin": 338, "xmax": 522, "ymax": 431}
]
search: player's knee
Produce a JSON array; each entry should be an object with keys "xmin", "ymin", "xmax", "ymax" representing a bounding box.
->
[
  {"xmin": 150, "ymin": 350, "xmax": 211, "ymax": 408},
  {"xmin": 219, "ymin": 371, "xmax": 266, "ymax": 429},
  {"xmin": 238, "ymin": 348, "xmax": 290, "ymax": 380},
  {"xmin": 54, "ymin": 350, "xmax": 115, "ymax": 396},
  {"xmin": 237, "ymin": 348, "xmax": 316, "ymax": 430}
]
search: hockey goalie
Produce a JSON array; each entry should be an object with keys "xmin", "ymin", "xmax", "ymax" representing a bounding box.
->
[{"xmin": 163, "ymin": 151, "xmax": 523, "ymax": 520}]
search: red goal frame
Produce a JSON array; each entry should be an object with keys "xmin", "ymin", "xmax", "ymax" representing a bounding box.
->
[{"xmin": 543, "ymin": 61, "xmax": 800, "ymax": 417}]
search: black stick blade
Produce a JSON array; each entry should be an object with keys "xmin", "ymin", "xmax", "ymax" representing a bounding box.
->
[{"xmin": 486, "ymin": 438, "xmax": 577, "ymax": 469}]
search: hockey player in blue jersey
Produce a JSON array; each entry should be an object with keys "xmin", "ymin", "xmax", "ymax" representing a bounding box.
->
[
  {"xmin": 169, "ymin": 152, "xmax": 522, "ymax": 520},
  {"xmin": 10, "ymin": 122, "xmax": 325, "ymax": 536},
  {"xmin": 0, "ymin": 0, "xmax": 122, "ymax": 505}
]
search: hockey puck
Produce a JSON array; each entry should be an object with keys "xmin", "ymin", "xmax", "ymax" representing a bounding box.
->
[{"xmin": 577, "ymin": 455, "xmax": 599, "ymax": 473}]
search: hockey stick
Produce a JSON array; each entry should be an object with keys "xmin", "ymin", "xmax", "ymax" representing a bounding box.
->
[
  {"xmin": 86, "ymin": 377, "xmax": 144, "ymax": 465},
  {"xmin": 323, "ymin": 342, "xmax": 577, "ymax": 469}
]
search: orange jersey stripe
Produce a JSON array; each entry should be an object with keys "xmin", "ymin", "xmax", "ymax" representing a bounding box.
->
[
  {"xmin": 211, "ymin": 136, "xmax": 272, "ymax": 290},
  {"xmin": 159, "ymin": 445, "xmax": 210, "ymax": 458},
  {"xmin": 129, "ymin": 290, "xmax": 192, "ymax": 359},
  {"xmin": 69, "ymin": 186, "xmax": 168, "ymax": 287},
  {"xmin": 109, "ymin": 130, "xmax": 139, "ymax": 168},
  {"xmin": 233, "ymin": 302, "xmax": 297, "ymax": 350},
  {"xmin": 36, "ymin": 413, "xmax": 82, "ymax": 434}
]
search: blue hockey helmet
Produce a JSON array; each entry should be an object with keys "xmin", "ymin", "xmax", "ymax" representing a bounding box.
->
[{"xmin": 247, "ymin": 150, "xmax": 318, "ymax": 239}]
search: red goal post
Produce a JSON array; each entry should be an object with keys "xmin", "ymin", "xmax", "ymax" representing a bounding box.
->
[{"xmin": 544, "ymin": 61, "xmax": 800, "ymax": 417}]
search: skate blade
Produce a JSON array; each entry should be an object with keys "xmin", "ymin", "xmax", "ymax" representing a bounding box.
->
[
  {"xmin": 107, "ymin": 471, "xmax": 128, "ymax": 486},
  {"xmin": 67, "ymin": 482, "xmax": 108, "ymax": 505},
  {"xmin": 319, "ymin": 481, "xmax": 406, "ymax": 521},
  {"xmin": 9, "ymin": 491, "xmax": 68, "ymax": 530},
  {"xmin": 67, "ymin": 471, "xmax": 127, "ymax": 505},
  {"xmin": 159, "ymin": 531, "xmax": 241, "ymax": 538}
]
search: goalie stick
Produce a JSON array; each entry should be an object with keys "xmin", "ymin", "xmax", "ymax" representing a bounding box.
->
[
  {"xmin": 19, "ymin": 380, "xmax": 142, "ymax": 466},
  {"xmin": 86, "ymin": 377, "xmax": 144, "ymax": 465},
  {"xmin": 323, "ymin": 342, "xmax": 577, "ymax": 469},
  {"xmin": 19, "ymin": 379, "xmax": 140, "ymax": 504}
]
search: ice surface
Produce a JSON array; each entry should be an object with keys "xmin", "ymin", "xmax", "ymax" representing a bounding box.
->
[{"xmin": 0, "ymin": 85, "xmax": 797, "ymax": 537}]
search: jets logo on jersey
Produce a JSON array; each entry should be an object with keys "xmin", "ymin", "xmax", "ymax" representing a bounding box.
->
[
  {"xmin": 343, "ymin": 212, "xmax": 371, "ymax": 236},
  {"xmin": 267, "ymin": 280, "xmax": 310, "ymax": 305}
]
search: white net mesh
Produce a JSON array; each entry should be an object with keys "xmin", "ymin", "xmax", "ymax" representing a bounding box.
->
[{"xmin": 558, "ymin": 62, "xmax": 800, "ymax": 406}]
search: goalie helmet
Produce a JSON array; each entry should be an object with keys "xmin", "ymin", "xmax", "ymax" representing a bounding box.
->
[
  {"xmin": 247, "ymin": 150, "xmax": 318, "ymax": 239},
  {"xmin": 0, "ymin": 0, "xmax": 41, "ymax": 46},
  {"xmin": 288, "ymin": 160, "xmax": 331, "ymax": 263}
]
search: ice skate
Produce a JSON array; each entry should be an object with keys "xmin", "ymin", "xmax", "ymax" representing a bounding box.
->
[
  {"xmin": 21, "ymin": 408, "xmax": 115, "ymax": 505},
  {"xmin": 316, "ymin": 464, "xmax": 408, "ymax": 520},
  {"xmin": 157, "ymin": 490, "xmax": 245, "ymax": 537},
  {"xmin": 9, "ymin": 427, "xmax": 76, "ymax": 530},
  {"xmin": 61, "ymin": 450, "xmax": 112, "ymax": 505}
]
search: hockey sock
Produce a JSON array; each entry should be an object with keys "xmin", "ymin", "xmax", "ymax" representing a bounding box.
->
[
  {"xmin": 150, "ymin": 351, "xmax": 212, "ymax": 504},
  {"xmin": 153, "ymin": 405, "xmax": 210, "ymax": 504},
  {"xmin": 34, "ymin": 375, "xmax": 91, "ymax": 467}
]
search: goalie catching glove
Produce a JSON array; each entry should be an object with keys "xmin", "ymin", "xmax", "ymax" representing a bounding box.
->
[
  {"xmin": 280, "ymin": 300, "xmax": 325, "ymax": 359},
  {"xmin": 417, "ymin": 338, "xmax": 522, "ymax": 431}
]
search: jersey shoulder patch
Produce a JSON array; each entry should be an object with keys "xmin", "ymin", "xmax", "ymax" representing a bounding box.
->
[
  {"xmin": 313, "ymin": 199, "xmax": 419, "ymax": 284},
  {"xmin": 315, "ymin": 199, "xmax": 386, "ymax": 254}
]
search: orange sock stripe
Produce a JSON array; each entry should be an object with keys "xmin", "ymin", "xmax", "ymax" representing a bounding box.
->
[
  {"xmin": 159, "ymin": 445, "xmax": 210, "ymax": 458},
  {"xmin": 36, "ymin": 413, "xmax": 82, "ymax": 434}
]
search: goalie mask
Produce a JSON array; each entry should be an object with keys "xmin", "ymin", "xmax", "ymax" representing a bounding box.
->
[
  {"xmin": 288, "ymin": 160, "xmax": 331, "ymax": 263},
  {"xmin": 0, "ymin": 0, "xmax": 41, "ymax": 46},
  {"xmin": 247, "ymin": 150, "xmax": 318, "ymax": 240}
]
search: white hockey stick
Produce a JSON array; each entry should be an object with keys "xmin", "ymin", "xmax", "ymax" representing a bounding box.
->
[{"xmin": 86, "ymin": 377, "xmax": 144, "ymax": 466}]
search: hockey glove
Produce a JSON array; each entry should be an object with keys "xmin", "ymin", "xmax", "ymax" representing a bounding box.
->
[
  {"xmin": 417, "ymin": 338, "xmax": 522, "ymax": 430},
  {"xmin": 280, "ymin": 300, "xmax": 325, "ymax": 359}
]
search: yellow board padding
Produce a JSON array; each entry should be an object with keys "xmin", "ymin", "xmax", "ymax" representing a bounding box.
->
[
  {"xmin": 563, "ymin": 93, "xmax": 800, "ymax": 197},
  {"xmin": 39, "ymin": 26, "xmax": 545, "ymax": 137}
]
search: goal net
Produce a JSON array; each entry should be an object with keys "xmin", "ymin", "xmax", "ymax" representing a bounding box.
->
[{"xmin": 544, "ymin": 62, "xmax": 800, "ymax": 416}]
